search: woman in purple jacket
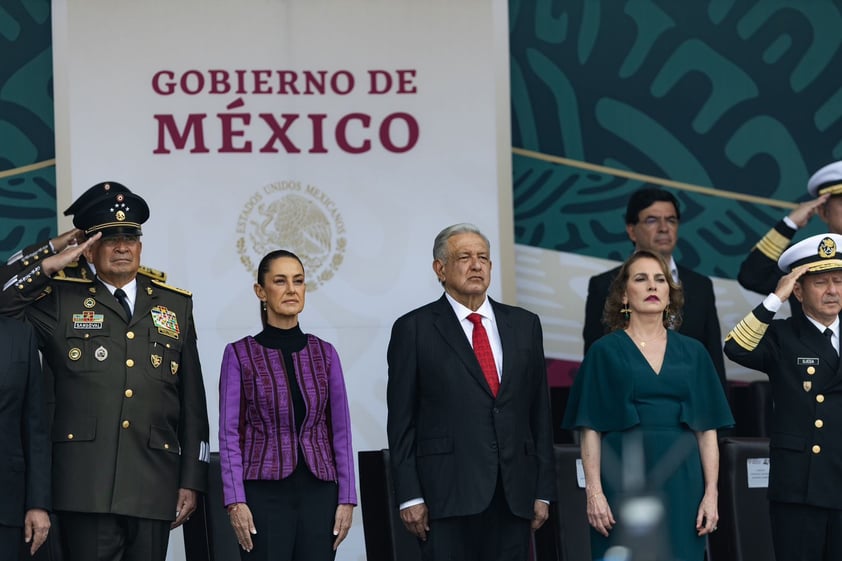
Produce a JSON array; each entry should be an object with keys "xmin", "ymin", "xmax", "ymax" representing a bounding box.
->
[{"xmin": 219, "ymin": 249, "xmax": 356, "ymax": 560}]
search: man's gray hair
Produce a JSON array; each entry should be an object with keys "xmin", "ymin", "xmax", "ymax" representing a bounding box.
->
[{"xmin": 432, "ymin": 223, "xmax": 490, "ymax": 262}]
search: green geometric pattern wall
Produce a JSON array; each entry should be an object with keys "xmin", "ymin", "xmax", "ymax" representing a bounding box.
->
[
  {"xmin": 510, "ymin": 0, "xmax": 842, "ymax": 279},
  {"xmin": 0, "ymin": 0, "xmax": 55, "ymax": 260}
]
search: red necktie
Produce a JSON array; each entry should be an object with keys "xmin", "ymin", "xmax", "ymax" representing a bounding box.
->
[{"xmin": 467, "ymin": 313, "xmax": 499, "ymax": 397}]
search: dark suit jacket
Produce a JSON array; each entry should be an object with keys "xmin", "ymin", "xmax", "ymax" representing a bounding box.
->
[
  {"xmin": 0, "ymin": 317, "xmax": 51, "ymax": 527},
  {"xmin": 725, "ymin": 305, "xmax": 842, "ymax": 508},
  {"xmin": 0, "ymin": 253, "xmax": 209, "ymax": 521},
  {"xmin": 583, "ymin": 264, "xmax": 727, "ymax": 389},
  {"xmin": 386, "ymin": 295, "xmax": 555, "ymax": 520}
]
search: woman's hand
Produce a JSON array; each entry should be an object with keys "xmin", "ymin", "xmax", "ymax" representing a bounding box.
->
[
  {"xmin": 332, "ymin": 504, "xmax": 354, "ymax": 550},
  {"xmin": 227, "ymin": 503, "xmax": 257, "ymax": 552},
  {"xmin": 586, "ymin": 492, "xmax": 615, "ymax": 537},
  {"xmin": 695, "ymin": 490, "xmax": 719, "ymax": 536}
]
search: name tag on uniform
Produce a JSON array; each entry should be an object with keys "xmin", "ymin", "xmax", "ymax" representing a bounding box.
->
[{"xmin": 797, "ymin": 357, "xmax": 819, "ymax": 365}]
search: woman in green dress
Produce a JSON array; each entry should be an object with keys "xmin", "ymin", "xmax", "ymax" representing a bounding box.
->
[{"xmin": 564, "ymin": 250, "xmax": 733, "ymax": 561}]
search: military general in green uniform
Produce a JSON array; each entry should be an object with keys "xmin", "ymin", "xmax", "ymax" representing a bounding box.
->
[{"xmin": 0, "ymin": 181, "xmax": 209, "ymax": 561}]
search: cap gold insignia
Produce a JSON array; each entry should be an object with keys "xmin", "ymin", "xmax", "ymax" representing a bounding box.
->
[
  {"xmin": 68, "ymin": 348, "xmax": 82, "ymax": 361},
  {"xmin": 151, "ymin": 354, "xmax": 162, "ymax": 368},
  {"xmin": 95, "ymin": 345, "xmax": 108, "ymax": 362},
  {"xmin": 83, "ymin": 297, "xmax": 96, "ymax": 309},
  {"xmin": 819, "ymin": 237, "xmax": 837, "ymax": 259},
  {"xmin": 116, "ymin": 210, "xmax": 126, "ymax": 221},
  {"xmin": 171, "ymin": 361, "xmax": 179, "ymax": 375},
  {"xmin": 804, "ymin": 381, "xmax": 813, "ymax": 392},
  {"xmin": 807, "ymin": 366, "xmax": 816, "ymax": 375}
]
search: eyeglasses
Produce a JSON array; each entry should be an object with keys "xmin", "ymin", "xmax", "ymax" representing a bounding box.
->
[{"xmin": 640, "ymin": 216, "xmax": 679, "ymax": 228}]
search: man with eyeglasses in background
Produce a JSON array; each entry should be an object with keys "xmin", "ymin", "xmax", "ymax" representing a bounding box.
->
[
  {"xmin": 0, "ymin": 181, "xmax": 209, "ymax": 561},
  {"xmin": 582, "ymin": 187, "xmax": 727, "ymax": 391}
]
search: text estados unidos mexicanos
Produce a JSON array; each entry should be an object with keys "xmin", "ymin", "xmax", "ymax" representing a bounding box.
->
[{"xmin": 152, "ymin": 68, "xmax": 420, "ymax": 154}]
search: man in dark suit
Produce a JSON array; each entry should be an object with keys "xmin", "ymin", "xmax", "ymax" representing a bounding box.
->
[
  {"xmin": 386, "ymin": 223, "xmax": 556, "ymax": 561},
  {"xmin": 0, "ymin": 317, "xmax": 51, "ymax": 559},
  {"xmin": 582, "ymin": 187, "xmax": 726, "ymax": 389},
  {"xmin": 725, "ymin": 232, "xmax": 842, "ymax": 561},
  {"xmin": 0, "ymin": 181, "xmax": 209, "ymax": 561}
]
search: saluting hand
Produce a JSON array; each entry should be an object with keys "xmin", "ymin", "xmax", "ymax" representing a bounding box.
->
[
  {"xmin": 774, "ymin": 263, "xmax": 812, "ymax": 302},
  {"xmin": 42, "ymin": 231, "xmax": 101, "ymax": 276},
  {"xmin": 788, "ymin": 194, "xmax": 829, "ymax": 228}
]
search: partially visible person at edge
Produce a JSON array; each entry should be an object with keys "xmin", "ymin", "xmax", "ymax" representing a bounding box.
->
[
  {"xmin": 0, "ymin": 181, "xmax": 210, "ymax": 561},
  {"xmin": 0, "ymin": 316, "xmax": 51, "ymax": 560},
  {"xmin": 219, "ymin": 249, "xmax": 356, "ymax": 560},
  {"xmin": 726, "ymin": 233, "xmax": 842, "ymax": 561},
  {"xmin": 565, "ymin": 250, "xmax": 733, "ymax": 561},
  {"xmin": 387, "ymin": 223, "xmax": 555, "ymax": 561},
  {"xmin": 738, "ymin": 160, "xmax": 842, "ymax": 315}
]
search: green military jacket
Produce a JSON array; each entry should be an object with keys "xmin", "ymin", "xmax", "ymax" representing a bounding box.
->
[{"xmin": 1, "ymin": 244, "xmax": 209, "ymax": 521}]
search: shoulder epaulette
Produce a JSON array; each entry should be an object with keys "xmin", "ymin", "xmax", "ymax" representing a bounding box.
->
[
  {"xmin": 34, "ymin": 286, "xmax": 53, "ymax": 301},
  {"xmin": 151, "ymin": 278, "xmax": 192, "ymax": 297},
  {"xmin": 53, "ymin": 261, "xmax": 94, "ymax": 281},
  {"xmin": 53, "ymin": 270, "xmax": 93, "ymax": 283},
  {"xmin": 138, "ymin": 265, "xmax": 167, "ymax": 282}
]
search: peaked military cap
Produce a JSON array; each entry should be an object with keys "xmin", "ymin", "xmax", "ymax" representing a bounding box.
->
[
  {"xmin": 807, "ymin": 161, "xmax": 842, "ymax": 197},
  {"xmin": 65, "ymin": 181, "xmax": 150, "ymax": 238},
  {"xmin": 778, "ymin": 233, "xmax": 842, "ymax": 274}
]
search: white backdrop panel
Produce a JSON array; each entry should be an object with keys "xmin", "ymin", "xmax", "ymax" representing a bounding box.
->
[{"xmin": 53, "ymin": 1, "xmax": 511, "ymax": 559}]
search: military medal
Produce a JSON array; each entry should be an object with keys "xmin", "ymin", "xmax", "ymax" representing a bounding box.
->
[
  {"xmin": 73, "ymin": 310, "xmax": 104, "ymax": 329},
  {"xmin": 83, "ymin": 297, "xmax": 96, "ymax": 309},
  {"xmin": 95, "ymin": 346, "xmax": 108, "ymax": 361},
  {"xmin": 171, "ymin": 361, "xmax": 179, "ymax": 375},
  {"xmin": 68, "ymin": 348, "xmax": 82, "ymax": 361},
  {"xmin": 151, "ymin": 354, "xmax": 162, "ymax": 368},
  {"xmin": 151, "ymin": 306, "xmax": 180, "ymax": 339},
  {"xmin": 803, "ymin": 381, "xmax": 813, "ymax": 392}
]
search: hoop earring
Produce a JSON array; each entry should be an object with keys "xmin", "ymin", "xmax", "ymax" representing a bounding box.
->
[{"xmin": 620, "ymin": 305, "xmax": 631, "ymax": 321}]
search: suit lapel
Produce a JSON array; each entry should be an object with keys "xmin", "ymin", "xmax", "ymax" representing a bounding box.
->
[{"xmin": 431, "ymin": 295, "xmax": 496, "ymax": 397}]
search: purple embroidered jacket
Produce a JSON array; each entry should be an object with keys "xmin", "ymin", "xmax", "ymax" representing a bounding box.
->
[{"xmin": 218, "ymin": 335, "xmax": 357, "ymax": 506}]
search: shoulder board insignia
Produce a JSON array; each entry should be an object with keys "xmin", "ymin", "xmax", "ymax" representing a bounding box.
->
[
  {"xmin": 138, "ymin": 265, "xmax": 167, "ymax": 282},
  {"xmin": 53, "ymin": 271, "xmax": 93, "ymax": 283},
  {"xmin": 151, "ymin": 279, "xmax": 192, "ymax": 297},
  {"xmin": 54, "ymin": 261, "xmax": 93, "ymax": 281},
  {"xmin": 34, "ymin": 286, "xmax": 53, "ymax": 301}
]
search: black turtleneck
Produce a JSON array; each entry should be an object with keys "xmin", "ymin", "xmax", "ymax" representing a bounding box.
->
[{"xmin": 254, "ymin": 324, "xmax": 308, "ymax": 436}]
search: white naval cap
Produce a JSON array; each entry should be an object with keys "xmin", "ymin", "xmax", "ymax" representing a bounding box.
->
[
  {"xmin": 778, "ymin": 233, "xmax": 842, "ymax": 273},
  {"xmin": 807, "ymin": 161, "xmax": 842, "ymax": 197}
]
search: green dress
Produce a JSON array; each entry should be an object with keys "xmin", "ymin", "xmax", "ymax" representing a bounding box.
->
[{"xmin": 563, "ymin": 330, "xmax": 734, "ymax": 561}]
